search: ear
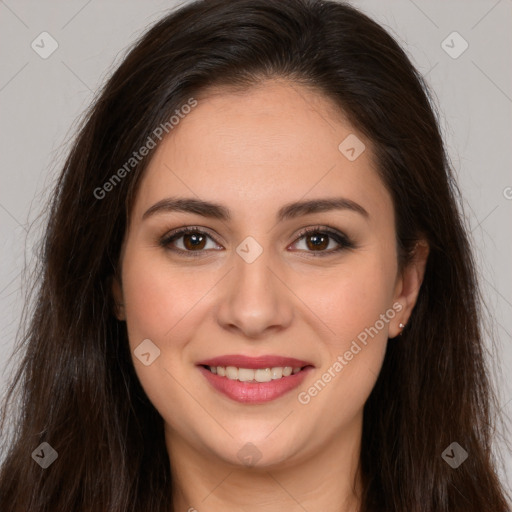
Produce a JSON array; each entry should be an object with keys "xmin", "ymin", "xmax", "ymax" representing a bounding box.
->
[
  {"xmin": 389, "ymin": 240, "xmax": 429, "ymax": 338},
  {"xmin": 110, "ymin": 274, "xmax": 126, "ymax": 321}
]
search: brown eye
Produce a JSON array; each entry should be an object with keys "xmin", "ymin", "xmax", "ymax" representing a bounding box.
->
[
  {"xmin": 160, "ymin": 227, "xmax": 223, "ymax": 255},
  {"xmin": 182, "ymin": 232, "xmax": 207, "ymax": 250},
  {"xmin": 304, "ymin": 232, "xmax": 330, "ymax": 251},
  {"xmin": 291, "ymin": 227, "xmax": 354, "ymax": 255}
]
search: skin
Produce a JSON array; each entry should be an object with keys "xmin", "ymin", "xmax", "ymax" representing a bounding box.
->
[{"xmin": 113, "ymin": 79, "xmax": 428, "ymax": 512}]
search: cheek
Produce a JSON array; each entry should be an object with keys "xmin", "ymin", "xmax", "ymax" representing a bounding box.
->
[
  {"xmin": 334, "ymin": 253, "xmax": 397, "ymax": 368},
  {"xmin": 120, "ymin": 247, "xmax": 231, "ymax": 418},
  {"xmin": 294, "ymin": 252, "xmax": 396, "ymax": 421},
  {"xmin": 299, "ymin": 249, "xmax": 397, "ymax": 345},
  {"xmin": 120, "ymin": 249, "xmax": 215, "ymax": 429},
  {"xmin": 121, "ymin": 248, "xmax": 217, "ymax": 346}
]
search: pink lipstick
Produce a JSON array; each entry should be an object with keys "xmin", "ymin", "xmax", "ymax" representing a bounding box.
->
[{"xmin": 196, "ymin": 354, "xmax": 314, "ymax": 404}]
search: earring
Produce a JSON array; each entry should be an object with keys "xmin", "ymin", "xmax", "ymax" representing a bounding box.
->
[{"xmin": 398, "ymin": 322, "xmax": 406, "ymax": 336}]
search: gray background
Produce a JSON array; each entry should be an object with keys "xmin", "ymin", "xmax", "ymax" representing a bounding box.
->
[{"xmin": 0, "ymin": 0, "xmax": 511, "ymax": 491}]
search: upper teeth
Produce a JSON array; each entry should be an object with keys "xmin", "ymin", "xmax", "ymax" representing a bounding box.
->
[{"xmin": 209, "ymin": 366, "xmax": 302, "ymax": 382}]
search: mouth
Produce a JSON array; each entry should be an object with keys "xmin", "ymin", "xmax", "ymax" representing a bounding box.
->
[
  {"xmin": 196, "ymin": 355, "xmax": 314, "ymax": 403},
  {"xmin": 200, "ymin": 364, "xmax": 312, "ymax": 382}
]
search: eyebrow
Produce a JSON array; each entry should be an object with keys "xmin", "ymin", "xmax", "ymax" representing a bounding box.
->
[{"xmin": 142, "ymin": 196, "xmax": 369, "ymax": 222}]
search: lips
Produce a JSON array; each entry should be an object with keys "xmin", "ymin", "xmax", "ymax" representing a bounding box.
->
[
  {"xmin": 196, "ymin": 354, "xmax": 313, "ymax": 369},
  {"xmin": 196, "ymin": 354, "xmax": 314, "ymax": 404}
]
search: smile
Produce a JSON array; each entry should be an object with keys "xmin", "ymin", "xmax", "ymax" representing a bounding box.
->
[
  {"xmin": 204, "ymin": 365, "xmax": 303, "ymax": 382},
  {"xmin": 196, "ymin": 355, "xmax": 314, "ymax": 404}
]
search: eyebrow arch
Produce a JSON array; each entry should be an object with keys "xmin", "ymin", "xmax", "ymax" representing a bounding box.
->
[{"xmin": 142, "ymin": 196, "xmax": 369, "ymax": 222}]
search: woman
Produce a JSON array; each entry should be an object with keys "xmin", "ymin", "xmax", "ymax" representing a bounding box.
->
[{"xmin": 0, "ymin": 0, "xmax": 509, "ymax": 510}]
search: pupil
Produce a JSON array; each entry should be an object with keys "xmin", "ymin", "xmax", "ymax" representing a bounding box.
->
[
  {"xmin": 308, "ymin": 233, "xmax": 328, "ymax": 250},
  {"xmin": 181, "ymin": 232, "xmax": 330, "ymax": 251},
  {"xmin": 184, "ymin": 233, "xmax": 205, "ymax": 250}
]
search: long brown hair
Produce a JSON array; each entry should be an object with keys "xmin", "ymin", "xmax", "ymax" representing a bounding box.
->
[{"xmin": 0, "ymin": 0, "xmax": 509, "ymax": 510}]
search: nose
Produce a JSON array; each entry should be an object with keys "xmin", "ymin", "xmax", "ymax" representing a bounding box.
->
[{"xmin": 215, "ymin": 246, "xmax": 294, "ymax": 339}]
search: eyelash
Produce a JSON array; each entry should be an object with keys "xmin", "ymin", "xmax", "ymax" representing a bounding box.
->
[{"xmin": 159, "ymin": 225, "xmax": 355, "ymax": 258}]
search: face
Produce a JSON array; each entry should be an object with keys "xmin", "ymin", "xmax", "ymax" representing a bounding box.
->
[{"xmin": 113, "ymin": 80, "xmax": 426, "ymax": 470}]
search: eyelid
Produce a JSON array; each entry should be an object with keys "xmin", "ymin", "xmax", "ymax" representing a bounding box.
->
[
  {"xmin": 159, "ymin": 224, "xmax": 354, "ymax": 256},
  {"xmin": 159, "ymin": 225, "xmax": 223, "ymax": 255},
  {"xmin": 289, "ymin": 225, "xmax": 355, "ymax": 254}
]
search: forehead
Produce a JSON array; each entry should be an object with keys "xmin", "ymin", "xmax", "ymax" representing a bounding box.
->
[{"xmin": 133, "ymin": 80, "xmax": 393, "ymax": 226}]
